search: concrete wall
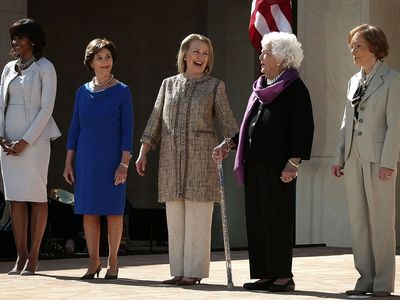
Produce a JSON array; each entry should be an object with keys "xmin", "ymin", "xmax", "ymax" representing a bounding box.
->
[
  {"xmin": 3, "ymin": 0, "xmax": 399, "ymax": 249},
  {"xmin": 26, "ymin": 0, "xmax": 252, "ymax": 248},
  {"xmin": 207, "ymin": 0, "xmax": 254, "ymax": 248},
  {"xmin": 297, "ymin": 0, "xmax": 400, "ymax": 246},
  {"xmin": 27, "ymin": 0, "xmax": 208, "ymax": 209}
]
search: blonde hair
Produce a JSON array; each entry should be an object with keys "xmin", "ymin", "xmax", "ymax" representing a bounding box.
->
[{"xmin": 177, "ymin": 34, "xmax": 214, "ymax": 74}]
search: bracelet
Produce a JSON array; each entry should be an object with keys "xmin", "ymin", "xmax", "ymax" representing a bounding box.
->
[
  {"xmin": 288, "ymin": 159, "xmax": 299, "ymax": 169},
  {"xmin": 120, "ymin": 162, "xmax": 129, "ymax": 168},
  {"xmin": 224, "ymin": 138, "xmax": 234, "ymax": 152}
]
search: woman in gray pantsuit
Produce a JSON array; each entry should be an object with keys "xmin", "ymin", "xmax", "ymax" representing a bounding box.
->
[
  {"xmin": 331, "ymin": 24, "xmax": 400, "ymax": 297},
  {"xmin": 135, "ymin": 34, "xmax": 238, "ymax": 285}
]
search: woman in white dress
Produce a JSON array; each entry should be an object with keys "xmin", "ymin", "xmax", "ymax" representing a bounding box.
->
[{"xmin": 0, "ymin": 18, "xmax": 61, "ymax": 275}]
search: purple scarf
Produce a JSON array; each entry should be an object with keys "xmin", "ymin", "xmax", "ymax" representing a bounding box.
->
[{"xmin": 233, "ymin": 68, "xmax": 299, "ymax": 185}]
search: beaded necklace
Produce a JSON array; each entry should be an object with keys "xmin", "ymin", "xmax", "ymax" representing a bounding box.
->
[
  {"xmin": 266, "ymin": 69, "xmax": 286, "ymax": 85},
  {"xmin": 16, "ymin": 55, "xmax": 36, "ymax": 71}
]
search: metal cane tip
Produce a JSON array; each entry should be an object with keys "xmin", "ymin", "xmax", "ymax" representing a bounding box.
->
[{"xmin": 227, "ymin": 282, "xmax": 234, "ymax": 289}]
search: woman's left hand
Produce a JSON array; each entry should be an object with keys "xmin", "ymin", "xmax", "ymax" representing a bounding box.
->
[
  {"xmin": 280, "ymin": 165, "xmax": 298, "ymax": 183},
  {"xmin": 6, "ymin": 139, "xmax": 29, "ymax": 156},
  {"xmin": 378, "ymin": 167, "xmax": 394, "ymax": 180},
  {"xmin": 114, "ymin": 164, "xmax": 128, "ymax": 185}
]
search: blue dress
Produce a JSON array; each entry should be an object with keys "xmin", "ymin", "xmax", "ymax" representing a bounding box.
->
[{"xmin": 67, "ymin": 82, "xmax": 133, "ymax": 215}]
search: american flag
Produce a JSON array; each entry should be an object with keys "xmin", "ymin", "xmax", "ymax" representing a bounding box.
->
[{"xmin": 249, "ymin": 0, "xmax": 293, "ymax": 52}]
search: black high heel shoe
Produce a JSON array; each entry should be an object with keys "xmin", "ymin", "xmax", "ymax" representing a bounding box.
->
[
  {"xmin": 104, "ymin": 265, "xmax": 119, "ymax": 280},
  {"xmin": 81, "ymin": 264, "xmax": 102, "ymax": 280}
]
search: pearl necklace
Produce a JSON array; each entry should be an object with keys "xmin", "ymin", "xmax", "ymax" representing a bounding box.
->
[
  {"xmin": 266, "ymin": 69, "xmax": 286, "ymax": 85},
  {"xmin": 92, "ymin": 74, "xmax": 114, "ymax": 87},
  {"xmin": 16, "ymin": 55, "xmax": 36, "ymax": 70}
]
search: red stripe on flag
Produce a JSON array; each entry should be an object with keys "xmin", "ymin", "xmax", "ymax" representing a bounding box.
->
[{"xmin": 249, "ymin": 0, "xmax": 292, "ymax": 53}]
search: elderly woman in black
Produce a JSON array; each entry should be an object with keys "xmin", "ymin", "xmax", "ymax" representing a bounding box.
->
[{"xmin": 214, "ymin": 32, "xmax": 314, "ymax": 292}]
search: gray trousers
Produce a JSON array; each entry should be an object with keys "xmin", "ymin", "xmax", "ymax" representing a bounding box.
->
[
  {"xmin": 344, "ymin": 137, "xmax": 396, "ymax": 292},
  {"xmin": 165, "ymin": 200, "xmax": 214, "ymax": 278}
]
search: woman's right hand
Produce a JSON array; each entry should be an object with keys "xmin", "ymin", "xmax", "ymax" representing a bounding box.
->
[
  {"xmin": 212, "ymin": 139, "xmax": 232, "ymax": 162},
  {"xmin": 63, "ymin": 163, "xmax": 75, "ymax": 184},
  {"xmin": 331, "ymin": 165, "xmax": 344, "ymax": 177},
  {"xmin": 135, "ymin": 154, "xmax": 147, "ymax": 176},
  {"xmin": 135, "ymin": 143, "xmax": 150, "ymax": 176}
]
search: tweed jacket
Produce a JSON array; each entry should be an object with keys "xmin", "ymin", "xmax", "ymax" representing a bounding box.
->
[
  {"xmin": 0, "ymin": 57, "xmax": 61, "ymax": 144},
  {"xmin": 141, "ymin": 74, "xmax": 238, "ymax": 203},
  {"xmin": 333, "ymin": 61, "xmax": 400, "ymax": 170}
]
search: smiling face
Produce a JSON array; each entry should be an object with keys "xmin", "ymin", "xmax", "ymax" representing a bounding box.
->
[
  {"xmin": 259, "ymin": 45, "xmax": 283, "ymax": 79},
  {"xmin": 90, "ymin": 47, "xmax": 113, "ymax": 77},
  {"xmin": 349, "ymin": 32, "xmax": 377, "ymax": 70},
  {"xmin": 184, "ymin": 40, "xmax": 209, "ymax": 77},
  {"xmin": 11, "ymin": 35, "xmax": 33, "ymax": 60}
]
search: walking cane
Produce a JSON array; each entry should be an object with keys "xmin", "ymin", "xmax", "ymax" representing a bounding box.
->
[{"xmin": 217, "ymin": 160, "xmax": 234, "ymax": 289}]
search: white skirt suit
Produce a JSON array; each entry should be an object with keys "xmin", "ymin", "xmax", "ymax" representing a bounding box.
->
[{"xmin": 0, "ymin": 58, "xmax": 61, "ymax": 202}]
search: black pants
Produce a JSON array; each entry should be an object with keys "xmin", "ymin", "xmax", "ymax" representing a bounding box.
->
[{"xmin": 244, "ymin": 156, "xmax": 295, "ymax": 279}]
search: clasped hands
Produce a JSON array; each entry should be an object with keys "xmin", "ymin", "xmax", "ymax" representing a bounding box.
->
[{"xmin": 0, "ymin": 138, "xmax": 29, "ymax": 155}]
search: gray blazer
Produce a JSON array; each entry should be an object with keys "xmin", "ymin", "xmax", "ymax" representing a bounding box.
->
[
  {"xmin": 333, "ymin": 61, "xmax": 400, "ymax": 170},
  {"xmin": 0, "ymin": 57, "xmax": 61, "ymax": 144}
]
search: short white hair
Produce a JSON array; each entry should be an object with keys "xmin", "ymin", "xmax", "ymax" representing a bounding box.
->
[{"xmin": 261, "ymin": 32, "xmax": 304, "ymax": 69}]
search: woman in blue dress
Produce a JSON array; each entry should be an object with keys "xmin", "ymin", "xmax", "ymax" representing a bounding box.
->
[{"xmin": 63, "ymin": 38, "xmax": 133, "ymax": 280}]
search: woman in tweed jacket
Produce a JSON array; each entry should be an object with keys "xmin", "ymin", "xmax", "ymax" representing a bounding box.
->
[{"xmin": 135, "ymin": 34, "xmax": 238, "ymax": 285}]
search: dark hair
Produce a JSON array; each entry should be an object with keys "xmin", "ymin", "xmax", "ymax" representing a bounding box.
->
[
  {"xmin": 84, "ymin": 38, "xmax": 117, "ymax": 70},
  {"xmin": 348, "ymin": 24, "xmax": 389, "ymax": 59},
  {"xmin": 9, "ymin": 18, "xmax": 46, "ymax": 59}
]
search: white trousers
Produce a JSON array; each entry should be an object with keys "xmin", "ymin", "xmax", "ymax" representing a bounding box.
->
[
  {"xmin": 165, "ymin": 200, "xmax": 214, "ymax": 278},
  {"xmin": 344, "ymin": 137, "xmax": 396, "ymax": 292}
]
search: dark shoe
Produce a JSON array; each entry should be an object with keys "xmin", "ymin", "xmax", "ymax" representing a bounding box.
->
[
  {"xmin": 372, "ymin": 291, "xmax": 391, "ymax": 297},
  {"xmin": 104, "ymin": 267, "xmax": 119, "ymax": 280},
  {"xmin": 162, "ymin": 276, "xmax": 183, "ymax": 284},
  {"xmin": 243, "ymin": 279, "xmax": 275, "ymax": 290},
  {"xmin": 345, "ymin": 289, "xmax": 368, "ymax": 296},
  {"xmin": 268, "ymin": 278, "xmax": 295, "ymax": 292},
  {"xmin": 176, "ymin": 277, "xmax": 202, "ymax": 285},
  {"xmin": 81, "ymin": 264, "xmax": 102, "ymax": 280}
]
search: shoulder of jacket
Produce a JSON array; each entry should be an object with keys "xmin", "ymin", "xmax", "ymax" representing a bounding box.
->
[
  {"xmin": 3, "ymin": 60, "xmax": 17, "ymax": 72},
  {"xmin": 287, "ymin": 77, "xmax": 306, "ymax": 91},
  {"xmin": 210, "ymin": 76, "xmax": 223, "ymax": 85},
  {"xmin": 164, "ymin": 74, "xmax": 179, "ymax": 82},
  {"xmin": 36, "ymin": 57, "xmax": 55, "ymax": 70}
]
